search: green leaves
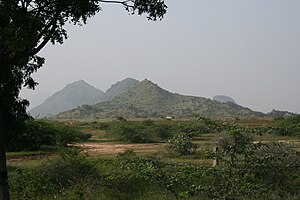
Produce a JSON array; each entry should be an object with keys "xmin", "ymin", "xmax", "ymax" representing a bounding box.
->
[
  {"xmin": 167, "ymin": 133, "xmax": 199, "ymax": 155},
  {"xmin": 266, "ymin": 115, "xmax": 300, "ymax": 136},
  {"xmin": 133, "ymin": 0, "xmax": 167, "ymax": 21},
  {"xmin": 212, "ymin": 124, "xmax": 300, "ymax": 199},
  {"xmin": 109, "ymin": 120, "xmax": 179, "ymax": 143}
]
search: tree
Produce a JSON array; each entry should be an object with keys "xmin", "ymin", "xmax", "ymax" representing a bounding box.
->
[{"xmin": 0, "ymin": 0, "xmax": 167, "ymax": 199}]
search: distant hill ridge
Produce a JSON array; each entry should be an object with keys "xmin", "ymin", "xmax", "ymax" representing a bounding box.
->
[
  {"xmin": 30, "ymin": 80, "xmax": 105, "ymax": 118},
  {"xmin": 30, "ymin": 78, "xmax": 139, "ymax": 118},
  {"xmin": 56, "ymin": 79, "xmax": 266, "ymax": 119}
]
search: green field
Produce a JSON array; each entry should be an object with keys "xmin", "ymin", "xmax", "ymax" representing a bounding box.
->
[{"xmin": 7, "ymin": 116, "xmax": 300, "ymax": 200}]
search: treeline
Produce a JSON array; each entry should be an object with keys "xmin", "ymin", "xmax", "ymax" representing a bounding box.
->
[
  {"xmin": 6, "ymin": 119, "xmax": 91, "ymax": 151},
  {"xmin": 92, "ymin": 115, "xmax": 300, "ymax": 143},
  {"xmin": 8, "ymin": 115, "xmax": 299, "ymax": 151},
  {"xmin": 87, "ymin": 117, "xmax": 223, "ymax": 143}
]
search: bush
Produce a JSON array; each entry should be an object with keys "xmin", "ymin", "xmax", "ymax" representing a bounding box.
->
[
  {"xmin": 120, "ymin": 124, "xmax": 154, "ymax": 143},
  {"xmin": 176, "ymin": 117, "xmax": 224, "ymax": 136},
  {"xmin": 94, "ymin": 122, "xmax": 110, "ymax": 130},
  {"xmin": 108, "ymin": 120, "xmax": 180, "ymax": 143},
  {"xmin": 267, "ymin": 115, "xmax": 300, "ymax": 136},
  {"xmin": 154, "ymin": 124, "xmax": 177, "ymax": 139},
  {"xmin": 167, "ymin": 133, "xmax": 199, "ymax": 155},
  {"xmin": 109, "ymin": 121, "xmax": 157, "ymax": 143}
]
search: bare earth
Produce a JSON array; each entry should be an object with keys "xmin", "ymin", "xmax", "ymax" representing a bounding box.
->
[{"xmin": 77, "ymin": 142, "xmax": 166, "ymax": 155}]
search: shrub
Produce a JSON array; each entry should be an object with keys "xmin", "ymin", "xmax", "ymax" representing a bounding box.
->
[
  {"xmin": 142, "ymin": 119, "xmax": 154, "ymax": 126},
  {"xmin": 167, "ymin": 133, "xmax": 199, "ymax": 155},
  {"xmin": 121, "ymin": 125, "xmax": 154, "ymax": 143},
  {"xmin": 116, "ymin": 116, "xmax": 127, "ymax": 122},
  {"xmin": 109, "ymin": 121, "xmax": 179, "ymax": 143},
  {"xmin": 94, "ymin": 122, "xmax": 110, "ymax": 130},
  {"xmin": 267, "ymin": 115, "xmax": 300, "ymax": 136},
  {"xmin": 154, "ymin": 124, "xmax": 177, "ymax": 139},
  {"xmin": 117, "ymin": 149, "xmax": 137, "ymax": 159},
  {"xmin": 116, "ymin": 150, "xmax": 205, "ymax": 200},
  {"xmin": 109, "ymin": 121, "xmax": 156, "ymax": 143}
]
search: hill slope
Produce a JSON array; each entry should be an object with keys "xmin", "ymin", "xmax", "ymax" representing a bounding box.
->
[
  {"xmin": 213, "ymin": 95, "xmax": 236, "ymax": 104},
  {"xmin": 56, "ymin": 79, "xmax": 265, "ymax": 119},
  {"xmin": 95, "ymin": 78, "xmax": 139, "ymax": 103},
  {"xmin": 30, "ymin": 80, "xmax": 105, "ymax": 118}
]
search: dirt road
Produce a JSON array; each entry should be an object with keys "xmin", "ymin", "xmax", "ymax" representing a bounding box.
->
[{"xmin": 77, "ymin": 142, "xmax": 166, "ymax": 155}]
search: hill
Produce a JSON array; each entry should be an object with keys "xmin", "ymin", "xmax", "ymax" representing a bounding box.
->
[
  {"xmin": 267, "ymin": 109, "xmax": 297, "ymax": 118},
  {"xmin": 56, "ymin": 79, "xmax": 265, "ymax": 119},
  {"xmin": 95, "ymin": 78, "xmax": 139, "ymax": 103},
  {"xmin": 29, "ymin": 80, "xmax": 105, "ymax": 118},
  {"xmin": 213, "ymin": 95, "xmax": 236, "ymax": 104}
]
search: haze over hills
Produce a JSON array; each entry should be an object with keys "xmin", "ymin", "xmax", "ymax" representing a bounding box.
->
[
  {"xmin": 29, "ymin": 80, "xmax": 105, "ymax": 118},
  {"xmin": 213, "ymin": 95, "xmax": 237, "ymax": 104},
  {"xmin": 29, "ymin": 78, "xmax": 139, "ymax": 118},
  {"xmin": 56, "ymin": 79, "xmax": 266, "ymax": 120}
]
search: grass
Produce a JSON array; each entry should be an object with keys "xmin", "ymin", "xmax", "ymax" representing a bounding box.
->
[
  {"xmin": 234, "ymin": 118, "xmax": 274, "ymax": 128},
  {"xmin": 7, "ymin": 155, "xmax": 57, "ymax": 170},
  {"xmin": 7, "ymin": 150, "xmax": 49, "ymax": 157}
]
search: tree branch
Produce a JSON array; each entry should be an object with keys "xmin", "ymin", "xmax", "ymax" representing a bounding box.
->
[
  {"xmin": 29, "ymin": 13, "xmax": 60, "ymax": 56},
  {"xmin": 6, "ymin": 11, "xmax": 60, "ymax": 65},
  {"xmin": 99, "ymin": 0, "xmax": 134, "ymax": 8}
]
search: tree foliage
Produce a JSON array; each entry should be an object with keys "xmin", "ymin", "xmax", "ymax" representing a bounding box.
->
[{"xmin": 167, "ymin": 133, "xmax": 199, "ymax": 155}]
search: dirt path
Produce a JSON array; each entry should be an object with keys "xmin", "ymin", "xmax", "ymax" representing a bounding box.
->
[
  {"xmin": 7, "ymin": 138, "xmax": 300, "ymax": 161},
  {"xmin": 7, "ymin": 142, "xmax": 166, "ymax": 161},
  {"xmin": 77, "ymin": 142, "xmax": 166, "ymax": 155}
]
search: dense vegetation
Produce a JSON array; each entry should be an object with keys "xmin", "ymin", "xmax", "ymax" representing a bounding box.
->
[
  {"xmin": 6, "ymin": 119, "xmax": 91, "ymax": 151},
  {"xmin": 108, "ymin": 119, "xmax": 179, "ymax": 143},
  {"xmin": 266, "ymin": 115, "xmax": 300, "ymax": 136}
]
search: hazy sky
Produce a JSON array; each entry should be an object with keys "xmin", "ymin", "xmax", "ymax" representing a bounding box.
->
[{"xmin": 21, "ymin": 0, "xmax": 300, "ymax": 113}]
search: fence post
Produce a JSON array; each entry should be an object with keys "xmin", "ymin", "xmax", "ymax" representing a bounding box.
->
[{"xmin": 213, "ymin": 146, "xmax": 219, "ymax": 167}]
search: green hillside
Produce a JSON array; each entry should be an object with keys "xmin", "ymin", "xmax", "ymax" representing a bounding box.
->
[
  {"xmin": 56, "ymin": 79, "xmax": 265, "ymax": 119},
  {"xmin": 95, "ymin": 78, "xmax": 139, "ymax": 103}
]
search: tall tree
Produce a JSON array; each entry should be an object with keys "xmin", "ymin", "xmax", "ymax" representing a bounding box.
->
[{"xmin": 0, "ymin": 0, "xmax": 167, "ymax": 199}]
